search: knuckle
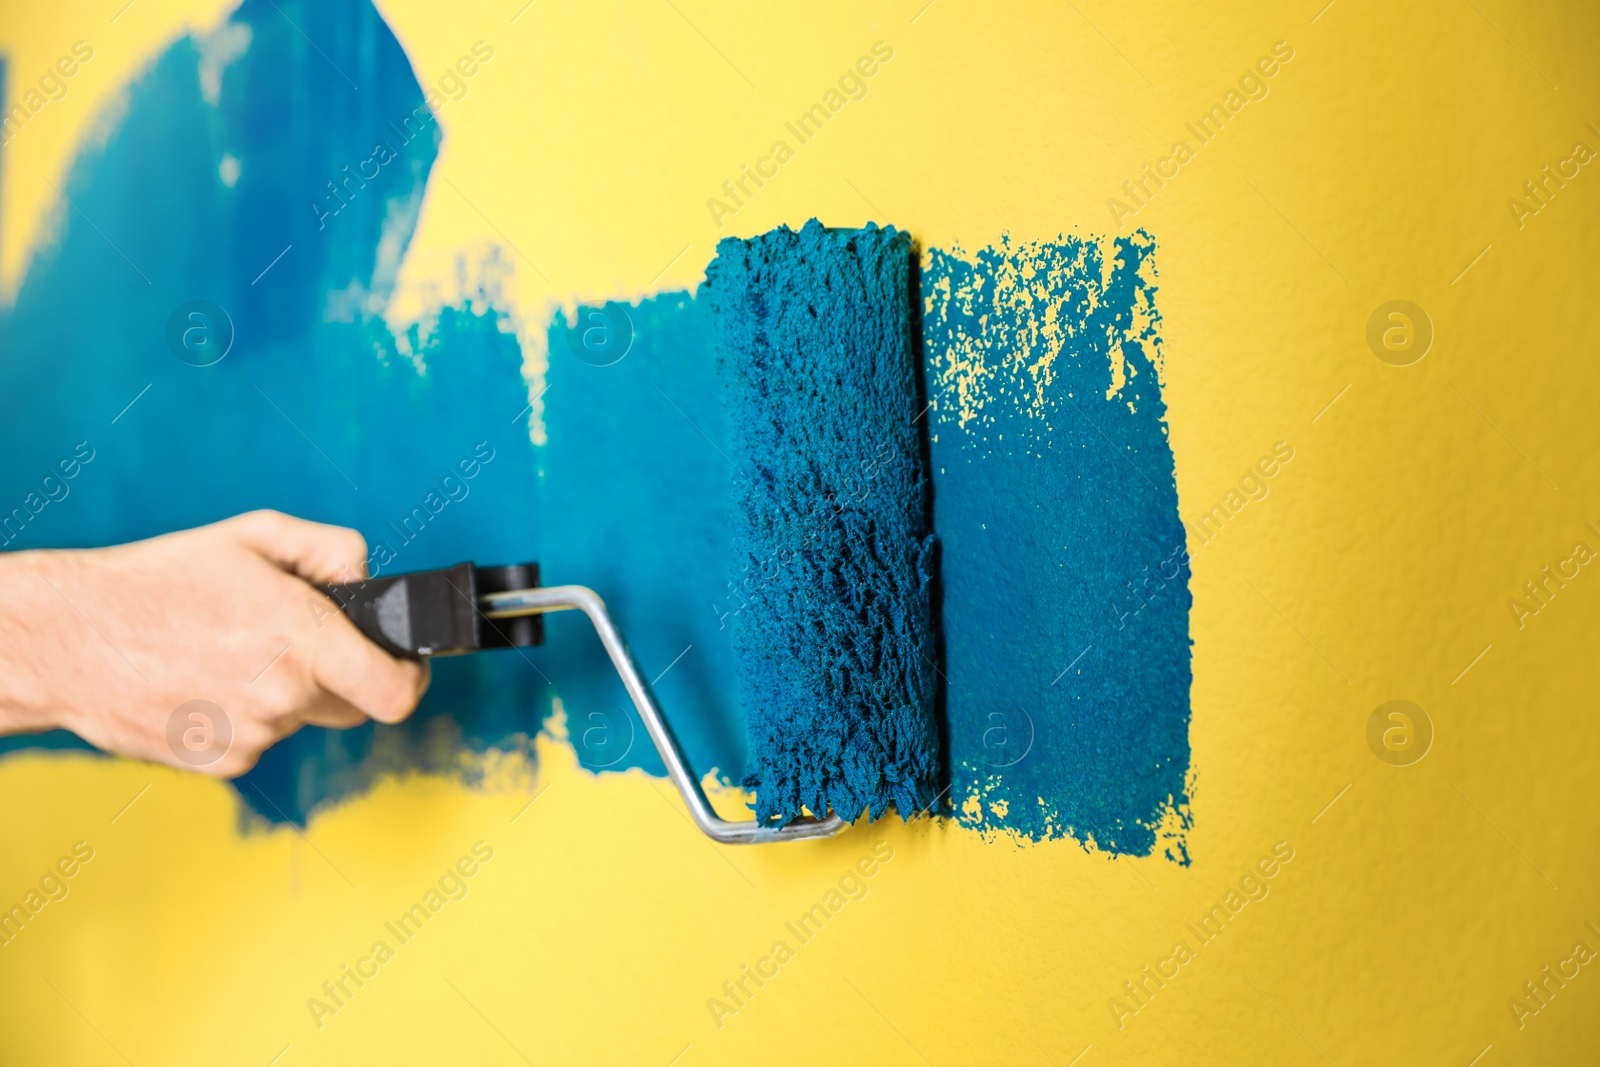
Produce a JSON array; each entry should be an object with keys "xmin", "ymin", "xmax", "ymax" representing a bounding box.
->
[
  {"xmin": 370, "ymin": 666, "xmax": 423, "ymax": 722},
  {"xmin": 199, "ymin": 738, "xmax": 255, "ymax": 779},
  {"xmin": 276, "ymin": 640, "xmax": 312, "ymax": 681},
  {"xmin": 338, "ymin": 535, "xmax": 369, "ymax": 579},
  {"xmin": 226, "ymin": 724, "xmax": 278, "ymax": 775},
  {"xmin": 237, "ymin": 508, "xmax": 286, "ymax": 534},
  {"xmin": 339, "ymin": 528, "xmax": 368, "ymax": 558},
  {"xmin": 253, "ymin": 672, "xmax": 309, "ymax": 721},
  {"xmin": 215, "ymin": 750, "xmax": 261, "ymax": 779}
]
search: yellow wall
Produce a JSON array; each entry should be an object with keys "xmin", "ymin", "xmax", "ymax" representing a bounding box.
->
[{"xmin": 5, "ymin": 1, "xmax": 1600, "ymax": 1062}]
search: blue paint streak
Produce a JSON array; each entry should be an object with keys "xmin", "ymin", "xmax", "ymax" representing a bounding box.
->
[
  {"xmin": 537, "ymin": 294, "xmax": 746, "ymax": 783},
  {"xmin": 923, "ymin": 234, "xmax": 1192, "ymax": 857},
  {"xmin": 0, "ymin": 0, "xmax": 552, "ymax": 823},
  {"xmin": 0, "ymin": 0, "xmax": 1191, "ymax": 850}
]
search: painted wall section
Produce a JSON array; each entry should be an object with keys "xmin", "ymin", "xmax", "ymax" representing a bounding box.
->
[
  {"xmin": 537, "ymin": 290, "xmax": 743, "ymax": 784},
  {"xmin": 0, "ymin": 0, "xmax": 550, "ymax": 823},
  {"xmin": 924, "ymin": 234, "xmax": 1192, "ymax": 858},
  {"xmin": 0, "ymin": 0, "xmax": 1192, "ymax": 848}
]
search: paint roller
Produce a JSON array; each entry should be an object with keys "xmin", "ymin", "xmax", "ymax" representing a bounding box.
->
[{"xmin": 324, "ymin": 221, "xmax": 941, "ymax": 843}]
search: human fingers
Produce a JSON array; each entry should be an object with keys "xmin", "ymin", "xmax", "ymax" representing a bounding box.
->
[
  {"xmin": 223, "ymin": 510, "xmax": 369, "ymax": 585},
  {"xmin": 309, "ymin": 608, "xmax": 430, "ymax": 724}
]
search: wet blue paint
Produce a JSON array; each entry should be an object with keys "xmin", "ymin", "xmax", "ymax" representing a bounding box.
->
[
  {"xmin": 0, "ymin": 0, "xmax": 552, "ymax": 823},
  {"xmin": 923, "ymin": 234, "xmax": 1192, "ymax": 858},
  {"xmin": 0, "ymin": 0, "xmax": 1191, "ymax": 853},
  {"xmin": 537, "ymin": 293, "xmax": 746, "ymax": 783}
]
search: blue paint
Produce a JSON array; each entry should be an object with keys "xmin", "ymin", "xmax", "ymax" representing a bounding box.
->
[
  {"xmin": 0, "ymin": 0, "xmax": 551, "ymax": 823},
  {"xmin": 707, "ymin": 222, "xmax": 939, "ymax": 824},
  {"xmin": 923, "ymin": 234, "xmax": 1192, "ymax": 858},
  {"xmin": 537, "ymin": 293, "xmax": 746, "ymax": 783},
  {"xmin": 0, "ymin": 0, "xmax": 759, "ymax": 824},
  {"xmin": 0, "ymin": 0, "xmax": 1191, "ymax": 853}
]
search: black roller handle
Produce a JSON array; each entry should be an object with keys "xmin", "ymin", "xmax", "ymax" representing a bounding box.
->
[{"xmin": 321, "ymin": 562, "xmax": 543, "ymax": 659}]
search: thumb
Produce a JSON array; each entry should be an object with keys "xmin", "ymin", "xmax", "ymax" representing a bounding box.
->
[{"xmin": 223, "ymin": 510, "xmax": 370, "ymax": 585}]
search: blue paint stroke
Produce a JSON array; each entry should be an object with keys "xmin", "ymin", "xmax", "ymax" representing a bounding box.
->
[
  {"xmin": 0, "ymin": 0, "xmax": 1192, "ymax": 852},
  {"xmin": 923, "ymin": 234, "xmax": 1192, "ymax": 858},
  {"xmin": 0, "ymin": 0, "xmax": 756, "ymax": 824},
  {"xmin": 537, "ymin": 294, "xmax": 746, "ymax": 784},
  {"xmin": 0, "ymin": 0, "xmax": 552, "ymax": 823}
]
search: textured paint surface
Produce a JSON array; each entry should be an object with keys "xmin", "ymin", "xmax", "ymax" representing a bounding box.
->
[
  {"xmin": 709, "ymin": 221, "xmax": 940, "ymax": 824},
  {"xmin": 925, "ymin": 234, "xmax": 1192, "ymax": 858}
]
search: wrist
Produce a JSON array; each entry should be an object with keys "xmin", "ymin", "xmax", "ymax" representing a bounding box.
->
[{"xmin": 0, "ymin": 548, "xmax": 84, "ymax": 736}]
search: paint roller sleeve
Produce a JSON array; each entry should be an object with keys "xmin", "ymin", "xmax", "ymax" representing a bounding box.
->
[{"xmin": 706, "ymin": 219, "xmax": 942, "ymax": 825}]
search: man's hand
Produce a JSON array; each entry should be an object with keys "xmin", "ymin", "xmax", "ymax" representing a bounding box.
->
[{"xmin": 0, "ymin": 511, "xmax": 429, "ymax": 777}]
